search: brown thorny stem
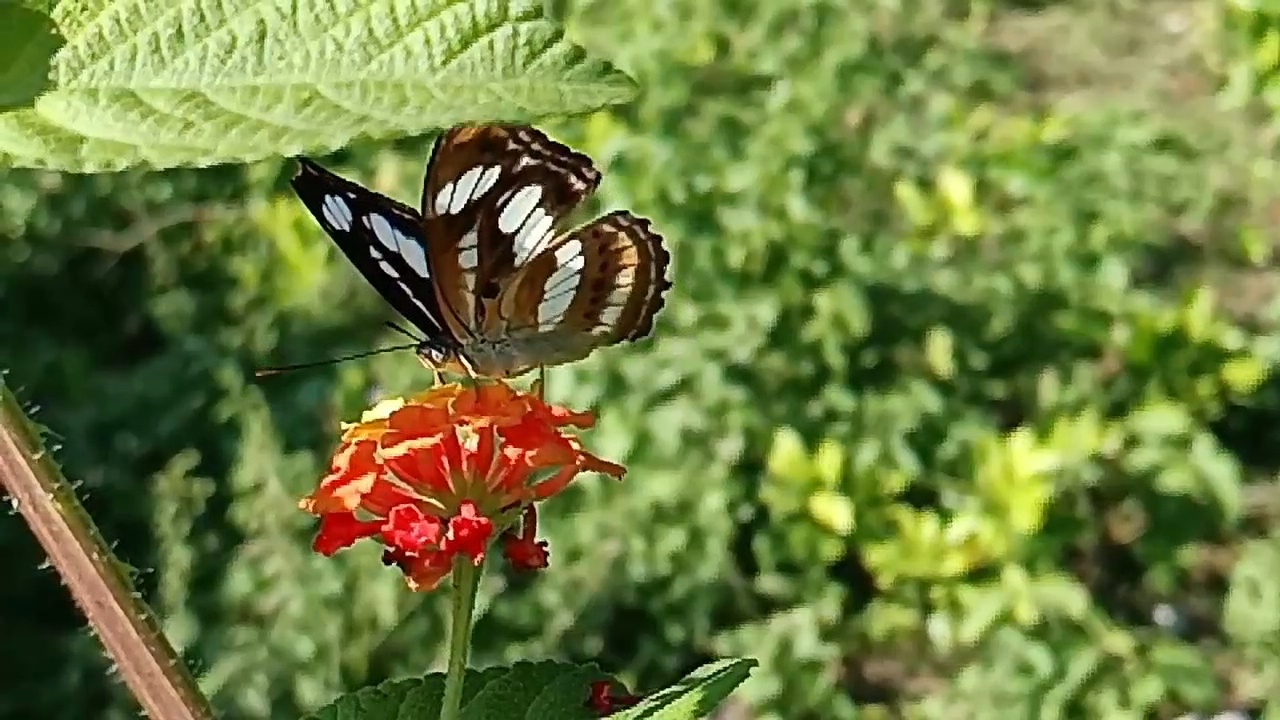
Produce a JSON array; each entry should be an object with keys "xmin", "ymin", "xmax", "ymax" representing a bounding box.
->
[{"xmin": 0, "ymin": 384, "xmax": 215, "ymax": 720}]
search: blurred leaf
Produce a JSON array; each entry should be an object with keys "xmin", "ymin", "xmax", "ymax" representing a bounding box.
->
[
  {"xmin": 1225, "ymin": 538, "xmax": 1280, "ymax": 642},
  {"xmin": 766, "ymin": 427, "xmax": 809, "ymax": 484},
  {"xmin": 955, "ymin": 583, "xmax": 1008, "ymax": 647},
  {"xmin": 1147, "ymin": 639, "xmax": 1219, "ymax": 709},
  {"xmin": 807, "ymin": 490, "xmax": 856, "ymax": 537},
  {"xmin": 924, "ymin": 325, "xmax": 956, "ymax": 380},
  {"xmin": 1221, "ymin": 355, "xmax": 1267, "ymax": 395},
  {"xmin": 813, "ymin": 438, "xmax": 844, "ymax": 488},
  {"xmin": 1126, "ymin": 402, "xmax": 1192, "ymax": 438},
  {"xmin": 1027, "ymin": 573, "xmax": 1091, "ymax": 622},
  {"xmin": 1041, "ymin": 645, "xmax": 1102, "ymax": 720},
  {"xmin": 1187, "ymin": 431, "xmax": 1244, "ymax": 520}
]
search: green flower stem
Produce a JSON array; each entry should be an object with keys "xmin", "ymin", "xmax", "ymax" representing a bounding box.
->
[{"xmin": 439, "ymin": 556, "xmax": 482, "ymax": 720}]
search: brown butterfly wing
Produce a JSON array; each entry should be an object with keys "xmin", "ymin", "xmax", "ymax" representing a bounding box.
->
[
  {"xmin": 419, "ymin": 125, "xmax": 601, "ymax": 341},
  {"xmin": 494, "ymin": 210, "xmax": 672, "ymax": 372}
]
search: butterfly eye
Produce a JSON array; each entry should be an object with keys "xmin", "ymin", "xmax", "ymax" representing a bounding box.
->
[{"xmin": 416, "ymin": 344, "xmax": 449, "ymax": 365}]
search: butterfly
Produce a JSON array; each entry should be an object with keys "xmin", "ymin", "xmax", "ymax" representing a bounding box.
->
[{"xmin": 289, "ymin": 125, "xmax": 672, "ymax": 380}]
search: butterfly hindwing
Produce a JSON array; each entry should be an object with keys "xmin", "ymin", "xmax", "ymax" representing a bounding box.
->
[
  {"xmin": 496, "ymin": 210, "xmax": 672, "ymax": 371},
  {"xmin": 291, "ymin": 159, "xmax": 453, "ymax": 343},
  {"xmin": 418, "ymin": 125, "xmax": 602, "ymax": 339}
]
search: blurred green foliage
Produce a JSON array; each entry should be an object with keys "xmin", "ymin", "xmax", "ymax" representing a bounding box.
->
[{"xmin": 3, "ymin": 0, "xmax": 1280, "ymax": 718}]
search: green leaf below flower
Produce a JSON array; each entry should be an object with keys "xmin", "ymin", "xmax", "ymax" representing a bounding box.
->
[
  {"xmin": 302, "ymin": 661, "xmax": 610, "ymax": 720},
  {"xmin": 301, "ymin": 658, "xmax": 756, "ymax": 720}
]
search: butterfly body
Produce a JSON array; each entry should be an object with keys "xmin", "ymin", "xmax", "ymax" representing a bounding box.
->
[
  {"xmin": 291, "ymin": 125, "xmax": 671, "ymax": 380},
  {"xmin": 427, "ymin": 336, "xmax": 535, "ymax": 379}
]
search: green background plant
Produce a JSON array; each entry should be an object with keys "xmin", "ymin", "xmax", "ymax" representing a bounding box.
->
[{"xmin": 4, "ymin": 0, "xmax": 1280, "ymax": 718}]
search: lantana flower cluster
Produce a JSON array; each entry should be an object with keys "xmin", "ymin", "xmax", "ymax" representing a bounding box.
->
[{"xmin": 299, "ymin": 380, "xmax": 624, "ymax": 591}]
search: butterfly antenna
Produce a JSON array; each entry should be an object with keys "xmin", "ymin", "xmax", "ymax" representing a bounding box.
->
[
  {"xmin": 254, "ymin": 342, "xmax": 420, "ymax": 378},
  {"xmin": 383, "ymin": 320, "xmax": 423, "ymax": 342}
]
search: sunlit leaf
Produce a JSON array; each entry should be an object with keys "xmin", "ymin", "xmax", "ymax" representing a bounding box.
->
[{"xmin": 0, "ymin": 0, "xmax": 635, "ymax": 171}]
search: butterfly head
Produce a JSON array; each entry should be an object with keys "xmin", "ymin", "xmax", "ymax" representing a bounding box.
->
[{"xmin": 414, "ymin": 338, "xmax": 459, "ymax": 371}]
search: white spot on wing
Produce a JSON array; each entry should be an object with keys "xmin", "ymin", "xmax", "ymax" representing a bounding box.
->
[
  {"xmin": 400, "ymin": 240, "xmax": 430, "ymax": 278},
  {"xmin": 397, "ymin": 280, "xmax": 440, "ymax": 329},
  {"xmin": 459, "ymin": 226, "xmax": 479, "ymax": 248},
  {"xmin": 434, "ymin": 181, "xmax": 455, "ymax": 216},
  {"xmin": 369, "ymin": 214, "xmax": 430, "ymax": 278},
  {"xmin": 321, "ymin": 194, "xmax": 353, "ymax": 231},
  {"xmin": 497, "ymin": 185, "xmax": 542, "ymax": 234},
  {"xmin": 600, "ymin": 306, "xmax": 623, "ymax": 326},
  {"xmin": 538, "ymin": 290, "xmax": 574, "ymax": 328},
  {"xmin": 475, "ymin": 166, "xmax": 501, "ymax": 197},
  {"xmin": 368, "ymin": 214, "xmax": 399, "ymax": 252},
  {"xmin": 514, "ymin": 209, "xmax": 556, "ymax": 266},
  {"xmin": 378, "ymin": 260, "xmax": 400, "ymax": 278},
  {"xmin": 538, "ymin": 240, "xmax": 585, "ymax": 330},
  {"xmin": 459, "ymin": 226, "xmax": 480, "ymax": 270},
  {"xmin": 544, "ymin": 270, "xmax": 577, "ymax": 296},
  {"xmin": 553, "ymin": 239, "xmax": 581, "ymax": 265},
  {"xmin": 449, "ymin": 167, "xmax": 484, "ymax": 214},
  {"xmin": 544, "ymin": 240, "xmax": 584, "ymax": 296}
]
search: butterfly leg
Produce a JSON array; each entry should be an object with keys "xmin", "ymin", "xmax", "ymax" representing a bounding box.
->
[
  {"xmin": 456, "ymin": 355, "xmax": 480, "ymax": 388},
  {"xmin": 414, "ymin": 354, "xmax": 445, "ymax": 386},
  {"xmin": 535, "ymin": 365, "xmax": 547, "ymax": 400}
]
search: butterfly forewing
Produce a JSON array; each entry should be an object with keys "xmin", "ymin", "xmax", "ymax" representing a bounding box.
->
[
  {"xmin": 418, "ymin": 125, "xmax": 602, "ymax": 339},
  {"xmin": 291, "ymin": 159, "xmax": 453, "ymax": 344},
  {"xmin": 496, "ymin": 210, "xmax": 673, "ymax": 371}
]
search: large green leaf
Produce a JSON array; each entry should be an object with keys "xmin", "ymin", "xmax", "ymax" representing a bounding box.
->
[{"xmin": 0, "ymin": 0, "xmax": 636, "ymax": 172}]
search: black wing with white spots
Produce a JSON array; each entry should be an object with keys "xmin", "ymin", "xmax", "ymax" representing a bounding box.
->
[{"xmin": 290, "ymin": 158, "xmax": 458, "ymax": 347}]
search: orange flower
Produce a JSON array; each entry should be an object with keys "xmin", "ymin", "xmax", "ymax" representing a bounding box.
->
[{"xmin": 300, "ymin": 380, "xmax": 624, "ymax": 591}]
